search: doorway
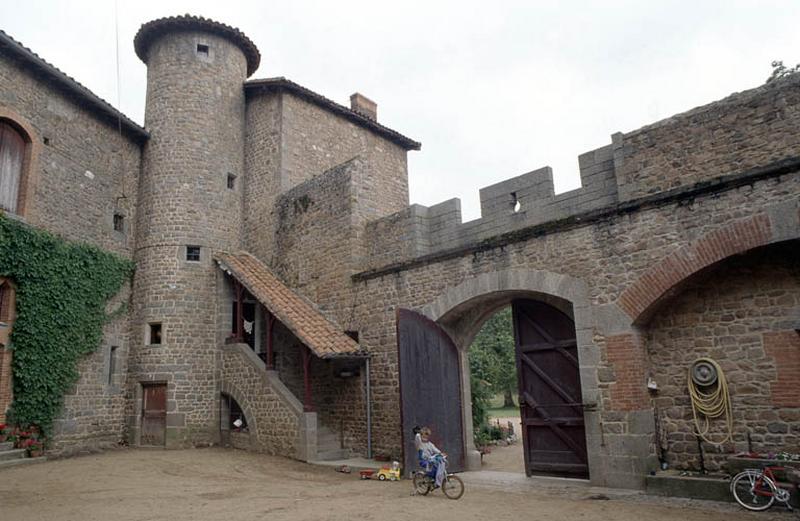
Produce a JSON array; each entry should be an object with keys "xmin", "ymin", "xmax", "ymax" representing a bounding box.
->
[{"xmin": 141, "ymin": 383, "xmax": 167, "ymax": 446}]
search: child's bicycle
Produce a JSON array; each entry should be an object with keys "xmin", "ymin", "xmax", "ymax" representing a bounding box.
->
[
  {"xmin": 412, "ymin": 469, "xmax": 465, "ymax": 499},
  {"xmin": 730, "ymin": 466, "xmax": 796, "ymax": 511},
  {"xmin": 411, "ymin": 455, "xmax": 464, "ymax": 500}
]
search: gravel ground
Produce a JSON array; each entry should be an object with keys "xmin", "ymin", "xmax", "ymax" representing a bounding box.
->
[{"xmin": 0, "ymin": 448, "xmax": 792, "ymax": 521}]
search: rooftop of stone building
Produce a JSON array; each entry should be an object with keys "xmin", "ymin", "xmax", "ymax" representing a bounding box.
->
[
  {"xmin": 215, "ymin": 251, "xmax": 366, "ymax": 359},
  {"xmin": 134, "ymin": 14, "xmax": 262, "ymax": 77},
  {"xmin": 0, "ymin": 29, "xmax": 149, "ymax": 143},
  {"xmin": 246, "ymin": 77, "xmax": 422, "ymax": 151}
]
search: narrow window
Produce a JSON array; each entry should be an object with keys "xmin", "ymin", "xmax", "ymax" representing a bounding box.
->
[
  {"xmin": 186, "ymin": 245, "xmax": 201, "ymax": 262},
  {"xmin": 108, "ymin": 346, "xmax": 118, "ymax": 386},
  {"xmin": 0, "ymin": 283, "xmax": 8, "ymax": 323},
  {"xmin": 197, "ymin": 43, "xmax": 209, "ymax": 55},
  {"xmin": 148, "ymin": 323, "xmax": 162, "ymax": 345},
  {"xmin": 113, "ymin": 213, "xmax": 124, "ymax": 233},
  {"xmin": 345, "ymin": 330, "xmax": 359, "ymax": 343},
  {"xmin": 0, "ymin": 122, "xmax": 25, "ymax": 214},
  {"xmin": 226, "ymin": 173, "xmax": 236, "ymax": 190}
]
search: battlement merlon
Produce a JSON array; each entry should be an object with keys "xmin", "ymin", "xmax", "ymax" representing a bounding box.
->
[{"xmin": 360, "ymin": 74, "xmax": 800, "ymax": 273}]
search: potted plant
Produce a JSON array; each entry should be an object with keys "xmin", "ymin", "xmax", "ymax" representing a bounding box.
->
[
  {"xmin": 23, "ymin": 437, "xmax": 44, "ymax": 457},
  {"xmin": 0, "ymin": 423, "xmax": 6, "ymax": 443}
]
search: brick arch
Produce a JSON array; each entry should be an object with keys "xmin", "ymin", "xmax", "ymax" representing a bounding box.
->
[
  {"xmin": 0, "ymin": 105, "xmax": 41, "ymax": 218},
  {"xmin": 220, "ymin": 381, "xmax": 258, "ymax": 438},
  {"xmin": 618, "ymin": 210, "xmax": 799, "ymax": 324}
]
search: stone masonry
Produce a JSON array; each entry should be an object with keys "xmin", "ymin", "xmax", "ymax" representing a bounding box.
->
[{"xmin": 0, "ymin": 14, "xmax": 797, "ymax": 491}]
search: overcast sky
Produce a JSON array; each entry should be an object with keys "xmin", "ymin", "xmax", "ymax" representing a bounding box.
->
[{"xmin": 3, "ymin": 1, "xmax": 799, "ymax": 220}]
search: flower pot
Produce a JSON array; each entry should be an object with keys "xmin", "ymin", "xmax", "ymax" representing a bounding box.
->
[{"xmin": 28, "ymin": 449, "xmax": 43, "ymax": 458}]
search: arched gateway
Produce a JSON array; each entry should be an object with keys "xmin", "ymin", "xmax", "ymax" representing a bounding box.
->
[{"xmin": 398, "ymin": 296, "xmax": 589, "ymax": 479}]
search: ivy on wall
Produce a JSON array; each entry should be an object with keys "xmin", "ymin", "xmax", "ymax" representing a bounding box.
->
[{"xmin": 0, "ymin": 215, "xmax": 133, "ymax": 435}]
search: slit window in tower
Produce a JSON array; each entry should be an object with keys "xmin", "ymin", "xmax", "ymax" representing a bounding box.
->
[
  {"xmin": 227, "ymin": 173, "xmax": 236, "ymax": 190},
  {"xmin": 148, "ymin": 323, "xmax": 162, "ymax": 345},
  {"xmin": 197, "ymin": 43, "xmax": 209, "ymax": 55},
  {"xmin": 108, "ymin": 345, "xmax": 118, "ymax": 386},
  {"xmin": 113, "ymin": 213, "xmax": 124, "ymax": 233},
  {"xmin": 186, "ymin": 245, "xmax": 201, "ymax": 262}
]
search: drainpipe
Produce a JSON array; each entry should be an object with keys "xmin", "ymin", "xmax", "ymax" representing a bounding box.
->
[{"xmin": 365, "ymin": 356, "xmax": 372, "ymax": 459}]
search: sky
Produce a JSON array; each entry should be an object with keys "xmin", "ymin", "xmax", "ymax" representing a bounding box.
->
[{"xmin": 2, "ymin": 0, "xmax": 800, "ymax": 220}]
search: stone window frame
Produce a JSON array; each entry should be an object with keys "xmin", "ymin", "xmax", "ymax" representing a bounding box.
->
[
  {"xmin": 104, "ymin": 343, "xmax": 122, "ymax": 393},
  {"xmin": 179, "ymin": 244, "xmax": 206, "ymax": 265},
  {"xmin": 0, "ymin": 108, "xmax": 41, "ymax": 220},
  {"xmin": 195, "ymin": 38, "xmax": 214, "ymax": 64},
  {"xmin": 112, "ymin": 211, "xmax": 126, "ymax": 236},
  {"xmin": 145, "ymin": 322, "xmax": 164, "ymax": 346}
]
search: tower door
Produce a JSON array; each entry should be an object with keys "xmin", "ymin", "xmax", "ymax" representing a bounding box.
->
[
  {"xmin": 141, "ymin": 383, "xmax": 167, "ymax": 446},
  {"xmin": 512, "ymin": 300, "xmax": 588, "ymax": 479},
  {"xmin": 397, "ymin": 309, "xmax": 465, "ymax": 475}
]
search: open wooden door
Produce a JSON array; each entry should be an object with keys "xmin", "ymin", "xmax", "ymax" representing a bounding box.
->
[
  {"xmin": 397, "ymin": 309, "xmax": 465, "ymax": 475},
  {"xmin": 512, "ymin": 300, "xmax": 588, "ymax": 479}
]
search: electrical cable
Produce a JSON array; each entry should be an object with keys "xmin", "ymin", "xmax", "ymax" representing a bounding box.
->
[{"xmin": 687, "ymin": 357, "xmax": 733, "ymax": 445}]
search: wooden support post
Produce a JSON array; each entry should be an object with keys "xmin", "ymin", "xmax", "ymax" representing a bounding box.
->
[
  {"xmin": 266, "ymin": 310, "xmax": 276, "ymax": 370},
  {"xmin": 234, "ymin": 280, "xmax": 244, "ymax": 342},
  {"xmin": 302, "ymin": 346, "xmax": 314, "ymax": 412}
]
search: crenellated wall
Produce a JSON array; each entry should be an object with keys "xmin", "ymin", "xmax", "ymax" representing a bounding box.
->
[
  {"xmin": 362, "ymin": 74, "xmax": 800, "ymax": 273},
  {"xmin": 362, "ymin": 144, "xmax": 617, "ymax": 271}
]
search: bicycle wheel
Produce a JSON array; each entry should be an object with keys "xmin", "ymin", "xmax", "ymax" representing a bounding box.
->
[
  {"xmin": 412, "ymin": 472, "xmax": 431, "ymax": 495},
  {"xmin": 441, "ymin": 474, "xmax": 464, "ymax": 500},
  {"xmin": 731, "ymin": 470, "xmax": 776, "ymax": 511}
]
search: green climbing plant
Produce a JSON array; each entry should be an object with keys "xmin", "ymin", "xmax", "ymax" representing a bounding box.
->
[{"xmin": 0, "ymin": 214, "xmax": 133, "ymax": 436}]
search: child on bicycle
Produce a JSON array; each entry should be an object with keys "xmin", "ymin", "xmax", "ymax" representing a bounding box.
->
[{"xmin": 417, "ymin": 426, "xmax": 447, "ymax": 488}]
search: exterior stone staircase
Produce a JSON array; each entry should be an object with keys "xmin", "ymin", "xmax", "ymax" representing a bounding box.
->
[
  {"xmin": 316, "ymin": 424, "xmax": 348, "ymax": 461},
  {"xmin": 0, "ymin": 441, "xmax": 45, "ymax": 470}
]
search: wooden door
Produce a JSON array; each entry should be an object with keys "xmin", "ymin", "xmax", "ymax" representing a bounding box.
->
[
  {"xmin": 512, "ymin": 300, "xmax": 588, "ymax": 479},
  {"xmin": 397, "ymin": 309, "xmax": 465, "ymax": 475},
  {"xmin": 141, "ymin": 383, "xmax": 167, "ymax": 446}
]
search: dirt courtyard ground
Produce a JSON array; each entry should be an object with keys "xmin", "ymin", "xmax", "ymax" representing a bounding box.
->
[{"xmin": 0, "ymin": 448, "xmax": 788, "ymax": 521}]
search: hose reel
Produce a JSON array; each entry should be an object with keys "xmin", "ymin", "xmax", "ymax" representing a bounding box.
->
[{"xmin": 688, "ymin": 357, "xmax": 733, "ymax": 445}]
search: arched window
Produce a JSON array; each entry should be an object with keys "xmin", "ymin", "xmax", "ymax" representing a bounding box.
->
[{"xmin": 0, "ymin": 121, "xmax": 25, "ymax": 214}]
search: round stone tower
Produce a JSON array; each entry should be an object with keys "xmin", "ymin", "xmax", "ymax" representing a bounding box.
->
[{"xmin": 129, "ymin": 15, "xmax": 260, "ymax": 447}]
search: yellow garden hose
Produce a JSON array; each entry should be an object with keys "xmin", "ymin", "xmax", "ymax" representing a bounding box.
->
[{"xmin": 688, "ymin": 357, "xmax": 733, "ymax": 445}]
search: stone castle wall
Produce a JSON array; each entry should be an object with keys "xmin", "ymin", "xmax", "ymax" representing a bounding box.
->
[
  {"xmin": 361, "ymin": 76, "xmax": 800, "ymax": 274},
  {"xmin": 243, "ymin": 88, "xmax": 409, "ymax": 269},
  {"xmin": 265, "ymin": 73, "xmax": 799, "ymax": 487},
  {"xmin": 647, "ymin": 242, "xmax": 800, "ymax": 471},
  {"xmin": 0, "ymin": 48, "xmax": 142, "ymax": 453}
]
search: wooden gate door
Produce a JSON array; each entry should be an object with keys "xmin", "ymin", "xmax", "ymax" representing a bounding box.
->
[
  {"xmin": 141, "ymin": 383, "xmax": 167, "ymax": 446},
  {"xmin": 397, "ymin": 309, "xmax": 465, "ymax": 475},
  {"xmin": 512, "ymin": 300, "xmax": 588, "ymax": 479}
]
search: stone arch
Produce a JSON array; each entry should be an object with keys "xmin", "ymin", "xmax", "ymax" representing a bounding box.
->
[
  {"xmin": 618, "ymin": 206, "xmax": 800, "ymax": 325},
  {"xmin": 0, "ymin": 106, "xmax": 41, "ymax": 218},
  {"xmin": 417, "ymin": 268, "xmax": 603, "ymax": 475},
  {"xmin": 220, "ymin": 381, "xmax": 258, "ymax": 439},
  {"xmin": 422, "ymin": 268, "xmax": 593, "ymax": 349}
]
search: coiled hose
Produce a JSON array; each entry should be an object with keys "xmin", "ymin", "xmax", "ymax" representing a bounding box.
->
[{"xmin": 688, "ymin": 357, "xmax": 733, "ymax": 445}]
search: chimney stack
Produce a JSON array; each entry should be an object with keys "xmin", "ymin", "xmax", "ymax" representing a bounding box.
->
[{"xmin": 350, "ymin": 92, "xmax": 377, "ymax": 121}]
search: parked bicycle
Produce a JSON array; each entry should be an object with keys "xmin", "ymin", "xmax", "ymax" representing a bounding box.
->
[{"xmin": 730, "ymin": 465, "xmax": 796, "ymax": 511}]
